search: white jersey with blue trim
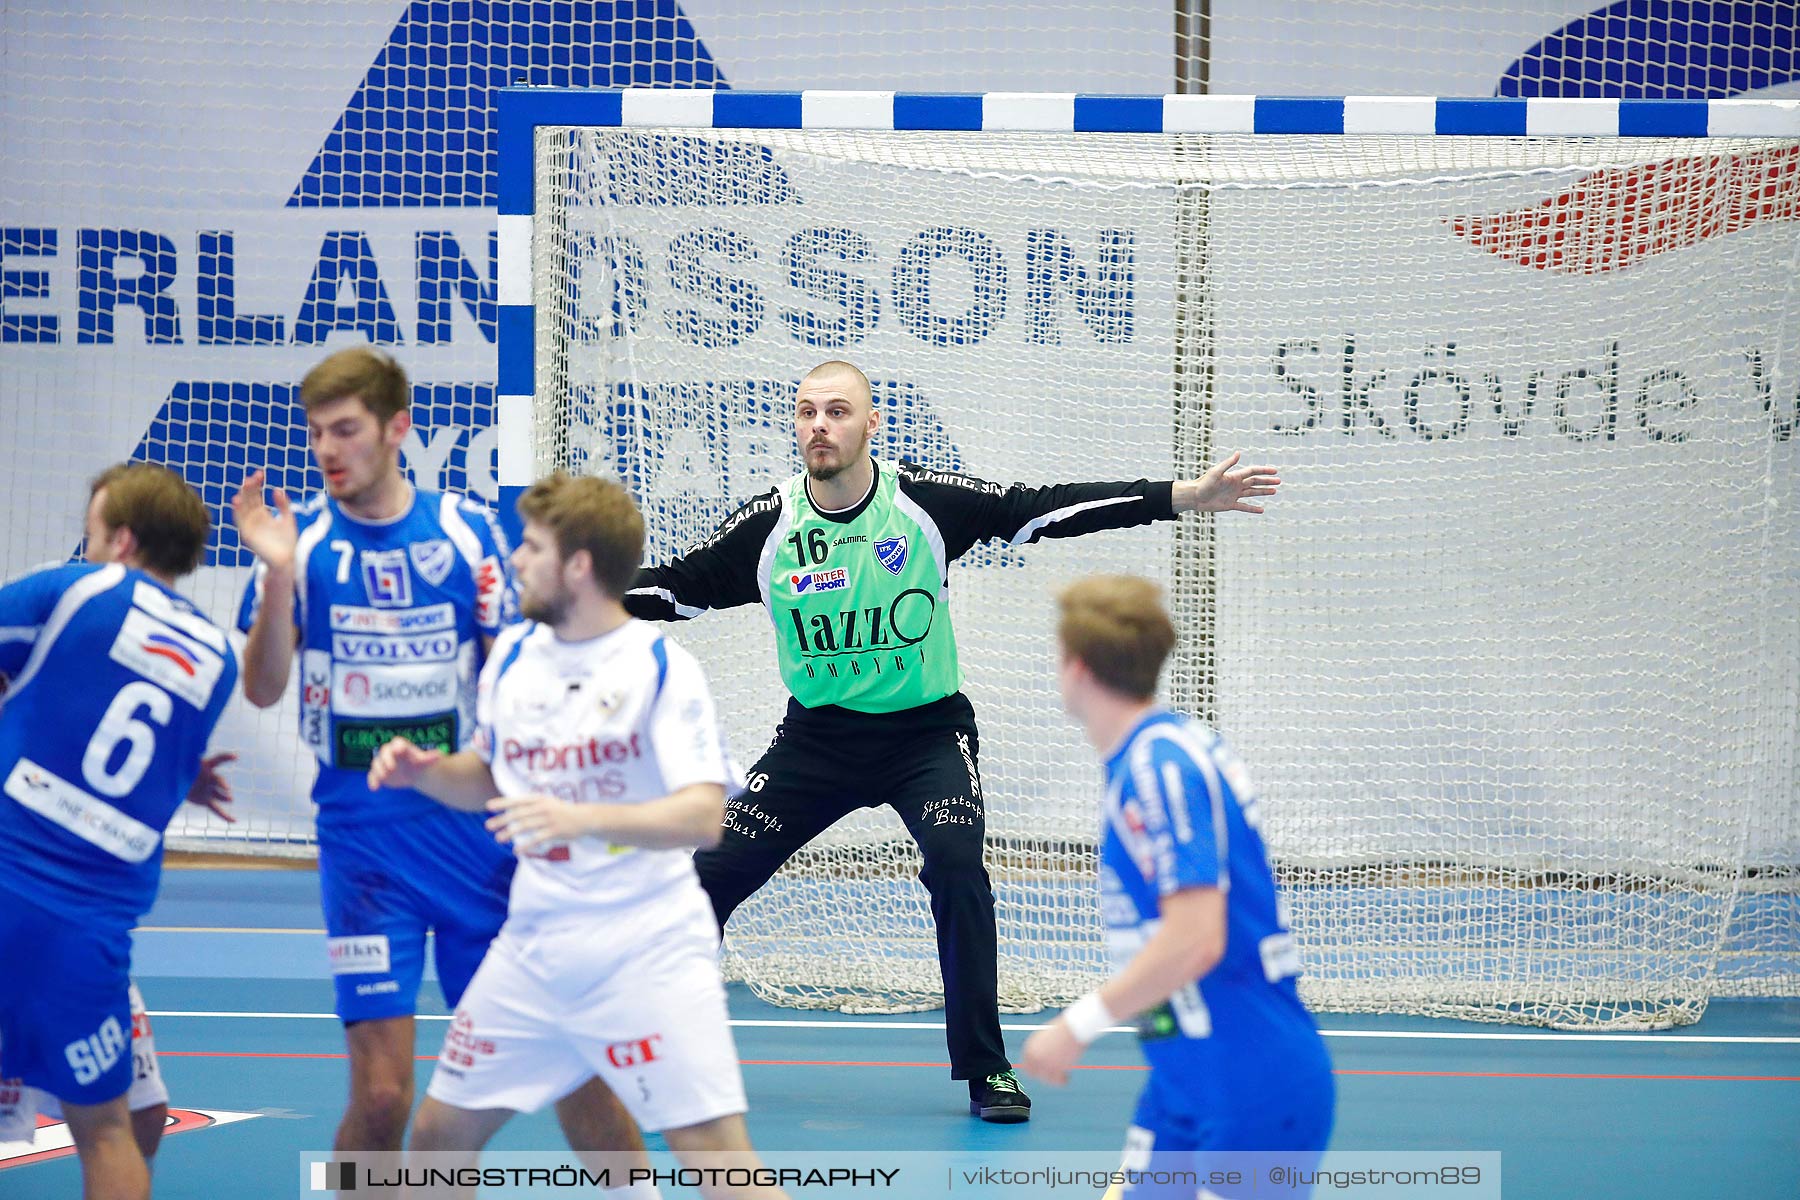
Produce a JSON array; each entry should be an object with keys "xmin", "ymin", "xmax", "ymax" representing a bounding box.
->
[
  {"xmin": 476, "ymin": 618, "xmax": 733, "ymax": 928},
  {"xmin": 0, "ymin": 563, "xmax": 237, "ymax": 923},
  {"xmin": 1099, "ymin": 708, "xmax": 1312, "ymax": 1044},
  {"xmin": 236, "ymin": 489, "xmax": 517, "ymax": 825}
]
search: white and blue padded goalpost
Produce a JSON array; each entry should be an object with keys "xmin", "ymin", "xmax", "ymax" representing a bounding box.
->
[{"xmin": 494, "ymin": 88, "xmax": 1800, "ymax": 1029}]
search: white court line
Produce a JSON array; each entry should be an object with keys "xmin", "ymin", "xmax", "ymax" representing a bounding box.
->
[{"xmin": 142, "ymin": 1011, "xmax": 1800, "ymax": 1044}]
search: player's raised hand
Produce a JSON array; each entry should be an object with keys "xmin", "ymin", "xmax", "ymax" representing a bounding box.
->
[
  {"xmin": 486, "ymin": 793, "xmax": 587, "ymax": 852},
  {"xmin": 186, "ymin": 752, "xmax": 238, "ymax": 822},
  {"xmin": 1175, "ymin": 451, "xmax": 1281, "ymax": 515},
  {"xmin": 368, "ymin": 737, "xmax": 441, "ymax": 792},
  {"xmin": 231, "ymin": 469, "xmax": 299, "ymax": 569}
]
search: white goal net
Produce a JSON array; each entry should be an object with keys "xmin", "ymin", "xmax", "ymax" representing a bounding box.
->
[{"xmin": 526, "ymin": 115, "xmax": 1799, "ymax": 1028}]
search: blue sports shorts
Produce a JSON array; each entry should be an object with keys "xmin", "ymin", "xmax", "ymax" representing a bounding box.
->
[
  {"xmin": 0, "ymin": 884, "xmax": 134, "ymax": 1107},
  {"xmin": 316, "ymin": 804, "xmax": 515, "ymax": 1023}
]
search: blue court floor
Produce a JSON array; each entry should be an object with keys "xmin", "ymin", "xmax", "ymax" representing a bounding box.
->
[{"xmin": 4, "ymin": 868, "xmax": 1796, "ymax": 1199}]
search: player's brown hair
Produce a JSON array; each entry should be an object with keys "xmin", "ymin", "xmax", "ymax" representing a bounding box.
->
[
  {"xmin": 516, "ymin": 472, "xmax": 645, "ymax": 599},
  {"xmin": 88, "ymin": 462, "xmax": 211, "ymax": 579},
  {"xmin": 1056, "ymin": 575, "xmax": 1177, "ymax": 700},
  {"xmin": 299, "ymin": 347, "xmax": 410, "ymax": 423}
]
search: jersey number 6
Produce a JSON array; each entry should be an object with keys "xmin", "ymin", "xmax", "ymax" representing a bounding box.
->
[{"xmin": 83, "ymin": 682, "xmax": 174, "ymax": 798}]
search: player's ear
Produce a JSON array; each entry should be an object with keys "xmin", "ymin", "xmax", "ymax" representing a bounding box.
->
[
  {"xmin": 109, "ymin": 523, "xmax": 140, "ymax": 568},
  {"xmin": 383, "ymin": 407, "xmax": 413, "ymax": 448},
  {"xmin": 565, "ymin": 547, "xmax": 594, "ymax": 587}
]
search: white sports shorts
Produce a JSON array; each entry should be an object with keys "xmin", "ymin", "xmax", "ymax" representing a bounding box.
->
[{"xmin": 425, "ymin": 886, "xmax": 747, "ymax": 1132}]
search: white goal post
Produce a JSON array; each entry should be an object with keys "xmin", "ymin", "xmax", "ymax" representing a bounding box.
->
[{"xmin": 497, "ymin": 88, "xmax": 1800, "ymax": 1029}]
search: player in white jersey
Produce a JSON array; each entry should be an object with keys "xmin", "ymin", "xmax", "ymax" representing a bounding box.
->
[
  {"xmin": 369, "ymin": 472, "xmax": 786, "ymax": 1200},
  {"xmin": 233, "ymin": 347, "xmax": 637, "ymax": 1167}
]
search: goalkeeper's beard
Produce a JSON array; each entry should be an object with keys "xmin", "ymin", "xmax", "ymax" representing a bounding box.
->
[{"xmin": 805, "ymin": 433, "xmax": 870, "ymax": 483}]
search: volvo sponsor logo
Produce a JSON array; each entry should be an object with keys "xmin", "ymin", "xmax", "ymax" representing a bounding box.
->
[{"xmin": 332, "ymin": 633, "xmax": 458, "ymax": 663}]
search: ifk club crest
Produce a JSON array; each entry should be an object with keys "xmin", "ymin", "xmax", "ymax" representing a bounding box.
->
[{"xmin": 874, "ymin": 536, "xmax": 908, "ymax": 575}]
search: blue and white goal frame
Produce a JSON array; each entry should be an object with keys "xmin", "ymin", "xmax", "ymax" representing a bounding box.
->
[{"xmin": 491, "ymin": 87, "xmax": 1800, "ymax": 528}]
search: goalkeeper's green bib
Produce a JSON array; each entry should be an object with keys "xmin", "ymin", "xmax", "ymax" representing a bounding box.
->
[{"xmin": 766, "ymin": 461, "xmax": 961, "ymax": 712}]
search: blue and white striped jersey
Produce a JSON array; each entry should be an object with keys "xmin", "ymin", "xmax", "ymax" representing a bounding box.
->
[
  {"xmin": 1099, "ymin": 708, "xmax": 1314, "ymax": 1047},
  {"xmin": 0, "ymin": 564, "xmax": 237, "ymax": 923},
  {"xmin": 236, "ymin": 489, "xmax": 516, "ymax": 826}
]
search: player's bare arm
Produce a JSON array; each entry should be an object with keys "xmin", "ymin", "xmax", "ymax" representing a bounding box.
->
[
  {"xmin": 486, "ymin": 782, "xmax": 728, "ymax": 853},
  {"xmin": 1171, "ymin": 451, "xmax": 1281, "ymax": 515},
  {"xmin": 233, "ymin": 469, "xmax": 303, "ymax": 707},
  {"xmin": 1020, "ymin": 886, "xmax": 1225, "ymax": 1086},
  {"xmin": 367, "ymin": 738, "xmax": 501, "ymax": 812}
]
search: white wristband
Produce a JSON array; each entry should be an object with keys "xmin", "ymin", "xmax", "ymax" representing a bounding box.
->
[{"xmin": 1061, "ymin": 991, "xmax": 1115, "ymax": 1046}]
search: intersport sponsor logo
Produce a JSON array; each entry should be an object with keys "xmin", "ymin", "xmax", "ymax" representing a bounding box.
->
[
  {"xmin": 330, "ymin": 603, "xmax": 455, "ymax": 634},
  {"xmin": 791, "ymin": 567, "xmax": 848, "ymax": 593}
]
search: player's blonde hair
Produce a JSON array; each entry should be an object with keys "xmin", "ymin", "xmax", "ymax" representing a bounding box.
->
[
  {"xmin": 300, "ymin": 347, "xmax": 410, "ymax": 423},
  {"xmin": 88, "ymin": 462, "xmax": 211, "ymax": 578},
  {"xmin": 1056, "ymin": 575, "xmax": 1177, "ymax": 700},
  {"xmin": 517, "ymin": 472, "xmax": 644, "ymax": 599}
]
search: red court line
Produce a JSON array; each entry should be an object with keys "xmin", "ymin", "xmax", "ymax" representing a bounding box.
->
[
  {"xmin": 1336, "ymin": 1068, "xmax": 1800, "ymax": 1082},
  {"xmin": 157, "ymin": 1051, "xmax": 1797, "ymax": 1082}
]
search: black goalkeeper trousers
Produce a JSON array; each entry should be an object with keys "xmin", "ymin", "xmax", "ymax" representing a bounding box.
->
[{"xmin": 692, "ymin": 691, "xmax": 1010, "ymax": 1082}]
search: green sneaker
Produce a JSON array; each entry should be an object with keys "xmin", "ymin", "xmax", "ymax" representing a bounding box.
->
[{"xmin": 968, "ymin": 1069, "xmax": 1032, "ymax": 1123}]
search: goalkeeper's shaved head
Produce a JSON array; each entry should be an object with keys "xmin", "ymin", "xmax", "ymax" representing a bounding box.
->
[{"xmin": 801, "ymin": 360, "xmax": 872, "ymax": 410}]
